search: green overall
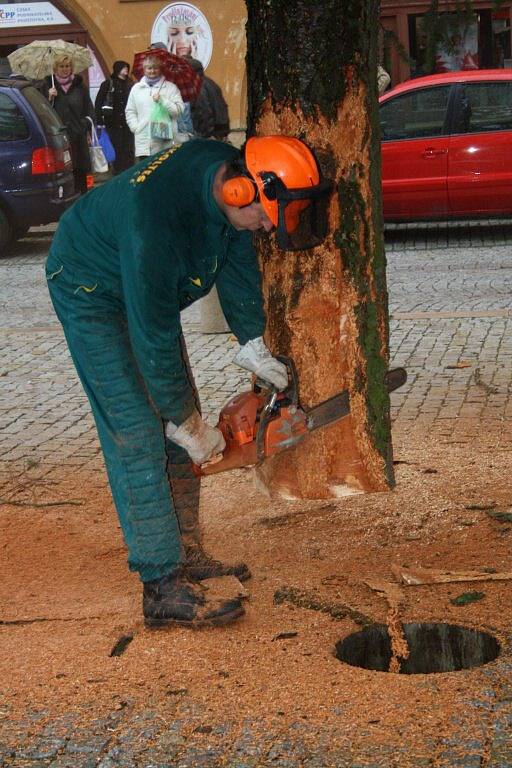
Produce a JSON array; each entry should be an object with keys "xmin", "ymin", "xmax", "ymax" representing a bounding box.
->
[{"xmin": 46, "ymin": 139, "xmax": 265, "ymax": 582}]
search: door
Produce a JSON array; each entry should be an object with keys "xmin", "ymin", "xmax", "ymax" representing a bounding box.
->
[
  {"xmin": 380, "ymin": 84, "xmax": 451, "ymax": 220},
  {"xmin": 448, "ymin": 80, "xmax": 512, "ymax": 215}
]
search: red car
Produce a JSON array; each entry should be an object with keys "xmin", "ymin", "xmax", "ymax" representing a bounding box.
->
[{"xmin": 379, "ymin": 70, "xmax": 512, "ymax": 221}]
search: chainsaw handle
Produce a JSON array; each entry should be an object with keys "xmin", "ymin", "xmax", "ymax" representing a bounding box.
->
[
  {"xmin": 253, "ymin": 356, "xmax": 298, "ymax": 403},
  {"xmin": 255, "ymin": 356, "xmax": 298, "ymax": 463},
  {"xmin": 276, "ymin": 356, "xmax": 299, "ymax": 406}
]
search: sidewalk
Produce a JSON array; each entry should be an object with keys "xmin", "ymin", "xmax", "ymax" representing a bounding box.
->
[{"xmin": 1, "ymin": 222, "xmax": 512, "ymax": 473}]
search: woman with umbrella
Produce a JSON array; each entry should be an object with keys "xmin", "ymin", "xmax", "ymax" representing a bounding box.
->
[
  {"xmin": 125, "ymin": 55, "xmax": 184, "ymax": 161},
  {"xmin": 95, "ymin": 61, "xmax": 135, "ymax": 175},
  {"xmin": 43, "ymin": 54, "xmax": 94, "ymax": 194}
]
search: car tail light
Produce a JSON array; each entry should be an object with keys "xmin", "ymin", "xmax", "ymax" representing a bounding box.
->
[
  {"xmin": 86, "ymin": 174, "xmax": 94, "ymax": 189},
  {"xmin": 31, "ymin": 147, "xmax": 66, "ymax": 175}
]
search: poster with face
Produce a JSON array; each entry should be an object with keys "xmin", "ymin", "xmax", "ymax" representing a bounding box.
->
[{"xmin": 151, "ymin": 2, "xmax": 213, "ymax": 69}]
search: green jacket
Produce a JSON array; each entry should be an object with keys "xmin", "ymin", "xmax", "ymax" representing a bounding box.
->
[{"xmin": 47, "ymin": 139, "xmax": 266, "ymax": 425}]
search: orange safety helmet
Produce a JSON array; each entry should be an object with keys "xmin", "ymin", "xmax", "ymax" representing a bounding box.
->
[
  {"xmin": 221, "ymin": 135, "xmax": 331, "ymax": 250},
  {"xmin": 245, "ymin": 136, "xmax": 320, "ymax": 231}
]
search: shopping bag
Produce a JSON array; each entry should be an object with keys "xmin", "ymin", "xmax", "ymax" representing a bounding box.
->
[
  {"xmin": 89, "ymin": 145, "xmax": 109, "ymax": 174},
  {"xmin": 98, "ymin": 126, "xmax": 116, "ymax": 164},
  {"xmin": 86, "ymin": 117, "xmax": 109, "ymax": 174},
  {"xmin": 150, "ymin": 100, "xmax": 173, "ymax": 141}
]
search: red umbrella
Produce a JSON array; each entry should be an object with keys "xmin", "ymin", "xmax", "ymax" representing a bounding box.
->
[{"xmin": 132, "ymin": 49, "xmax": 202, "ymax": 102}]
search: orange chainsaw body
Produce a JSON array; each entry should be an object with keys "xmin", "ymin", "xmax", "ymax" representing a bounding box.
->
[
  {"xmin": 194, "ymin": 380, "xmax": 309, "ymax": 477},
  {"xmin": 192, "ymin": 361, "xmax": 407, "ymax": 478}
]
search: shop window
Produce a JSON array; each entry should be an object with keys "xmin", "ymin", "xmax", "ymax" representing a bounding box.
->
[
  {"xmin": 0, "ymin": 92, "xmax": 29, "ymax": 141},
  {"xmin": 409, "ymin": 9, "xmax": 512, "ymax": 76},
  {"xmin": 454, "ymin": 82, "xmax": 512, "ymax": 134},
  {"xmin": 380, "ymin": 86, "xmax": 450, "ymax": 141}
]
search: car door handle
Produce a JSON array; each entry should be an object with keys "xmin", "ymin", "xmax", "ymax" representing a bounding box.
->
[{"xmin": 422, "ymin": 147, "xmax": 448, "ymax": 158}]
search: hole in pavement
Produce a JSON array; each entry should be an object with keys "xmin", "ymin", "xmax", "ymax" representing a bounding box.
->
[{"xmin": 335, "ymin": 623, "xmax": 500, "ymax": 674}]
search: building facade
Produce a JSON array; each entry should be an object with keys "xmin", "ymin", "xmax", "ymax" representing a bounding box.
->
[
  {"xmin": 381, "ymin": 1, "xmax": 512, "ymax": 85},
  {"xmin": 0, "ymin": 0, "xmax": 248, "ymax": 135},
  {"xmin": 2, "ymin": 0, "xmax": 512, "ymax": 134}
]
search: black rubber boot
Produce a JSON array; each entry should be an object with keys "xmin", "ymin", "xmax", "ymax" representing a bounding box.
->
[
  {"xmin": 143, "ymin": 571, "xmax": 245, "ymax": 628},
  {"xmin": 183, "ymin": 544, "xmax": 252, "ymax": 583}
]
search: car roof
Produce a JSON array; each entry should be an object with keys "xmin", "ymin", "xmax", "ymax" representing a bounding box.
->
[{"xmin": 379, "ymin": 69, "xmax": 512, "ymax": 103}]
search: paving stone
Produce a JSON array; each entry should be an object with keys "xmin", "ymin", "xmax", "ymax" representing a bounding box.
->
[
  {"xmin": 65, "ymin": 733, "xmax": 111, "ymax": 755},
  {"xmin": 16, "ymin": 737, "xmax": 65, "ymax": 759},
  {"xmin": 143, "ymin": 764, "xmax": 175, "ymax": 768},
  {"xmin": 301, "ymin": 758, "xmax": 330, "ymax": 768},
  {"xmin": 48, "ymin": 757, "xmax": 97, "ymax": 768},
  {"xmin": 175, "ymin": 749, "xmax": 224, "ymax": 768},
  {"xmin": 96, "ymin": 757, "xmax": 117, "ymax": 768},
  {"xmin": 7, "ymin": 762, "xmax": 51, "ymax": 768},
  {"xmin": 489, "ymin": 750, "xmax": 512, "ymax": 768}
]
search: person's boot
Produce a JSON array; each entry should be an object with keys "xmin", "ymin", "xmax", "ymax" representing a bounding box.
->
[
  {"xmin": 183, "ymin": 543, "xmax": 252, "ymax": 582},
  {"xmin": 143, "ymin": 570, "xmax": 245, "ymax": 629},
  {"xmin": 165, "ymin": 435, "xmax": 251, "ymax": 582}
]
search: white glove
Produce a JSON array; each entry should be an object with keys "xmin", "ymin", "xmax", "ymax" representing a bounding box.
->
[
  {"xmin": 233, "ymin": 337, "xmax": 289, "ymax": 391},
  {"xmin": 166, "ymin": 410, "xmax": 226, "ymax": 465}
]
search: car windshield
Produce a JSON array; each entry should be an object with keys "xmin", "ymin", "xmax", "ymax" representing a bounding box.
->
[{"xmin": 22, "ymin": 85, "xmax": 64, "ymax": 136}]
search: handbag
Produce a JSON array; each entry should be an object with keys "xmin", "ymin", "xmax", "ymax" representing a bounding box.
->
[
  {"xmin": 150, "ymin": 86, "xmax": 173, "ymax": 141},
  {"xmin": 98, "ymin": 126, "xmax": 116, "ymax": 164},
  {"xmin": 101, "ymin": 79, "xmax": 114, "ymax": 120},
  {"xmin": 86, "ymin": 117, "xmax": 109, "ymax": 174}
]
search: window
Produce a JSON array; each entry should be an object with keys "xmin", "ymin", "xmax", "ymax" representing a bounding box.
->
[
  {"xmin": 380, "ymin": 85, "xmax": 451, "ymax": 141},
  {"xmin": 23, "ymin": 86, "xmax": 63, "ymax": 137},
  {"xmin": 0, "ymin": 92, "xmax": 29, "ymax": 141},
  {"xmin": 453, "ymin": 81, "xmax": 512, "ymax": 134}
]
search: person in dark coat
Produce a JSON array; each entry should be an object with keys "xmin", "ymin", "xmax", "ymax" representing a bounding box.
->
[
  {"xmin": 202, "ymin": 73, "xmax": 230, "ymax": 140},
  {"xmin": 95, "ymin": 60, "xmax": 135, "ymax": 175},
  {"xmin": 184, "ymin": 57, "xmax": 230, "ymax": 140},
  {"xmin": 43, "ymin": 55, "xmax": 94, "ymax": 195}
]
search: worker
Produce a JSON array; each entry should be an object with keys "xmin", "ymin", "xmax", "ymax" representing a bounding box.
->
[{"xmin": 45, "ymin": 136, "xmax": 331, "ymax": 629}]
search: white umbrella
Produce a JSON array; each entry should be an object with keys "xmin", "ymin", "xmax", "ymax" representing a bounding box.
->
[{"xmin": 8, "ymin": 40, "xmax": 92, "ymax": 86}]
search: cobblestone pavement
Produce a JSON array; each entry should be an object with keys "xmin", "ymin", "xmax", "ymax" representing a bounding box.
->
[
  {"xmin": 1, "ymin": 221, "xmax": 512, "ymax": 475},
  {"xmin": 1, "ymin": 221, "xmax": 512, "ymax": 766},
  {"xmin": 1, "ymin": 659, "xmax": 512, "ymax": 768}
]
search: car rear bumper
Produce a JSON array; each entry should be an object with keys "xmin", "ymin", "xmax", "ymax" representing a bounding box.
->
[{"xmin": 3, "ymin": 174, "xmax": 78, "ymax": 228}]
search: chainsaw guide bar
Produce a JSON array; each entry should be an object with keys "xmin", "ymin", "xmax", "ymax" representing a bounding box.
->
[{"xmin": 306, "ymin": 366, "xmax": 407, "ymax": 432}]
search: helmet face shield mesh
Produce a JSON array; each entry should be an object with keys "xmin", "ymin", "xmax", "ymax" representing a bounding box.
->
[
  {"xmin": 275, "ymin": 194, "xmax": 329, "ymax": 251},
  {"xmin": 259, "ymin": 173, "xmax": 331, "ymax": 251}
]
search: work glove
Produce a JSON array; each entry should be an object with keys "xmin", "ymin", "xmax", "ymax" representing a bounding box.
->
[
  {"xmin": 233, "ymin": 337, "xmax": 289, "ymax": 391},
  {"xmin": 166, "ymin": 410, "xmax": 226, "ymax": 466}
]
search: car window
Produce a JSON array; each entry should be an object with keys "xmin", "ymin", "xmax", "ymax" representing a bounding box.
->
[
  {"xmin": 453, "ymin": 81, "xmax": 512, "ymax": 134},
  {"xmin": 0, "ymin": 91, "xmax": 29, "ymax": 141},
  {"xmin": 22, "ymin": 85, "xmax": 63, "ymax": 136},
  {"xmin": 380, "ymin": 85, "xmax": 451, "ymax": 141}
]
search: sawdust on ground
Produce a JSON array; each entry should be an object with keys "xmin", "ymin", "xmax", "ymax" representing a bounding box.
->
[{"xmin": 0, "ymin": 423, "xmax": 511, "ymax": 763}]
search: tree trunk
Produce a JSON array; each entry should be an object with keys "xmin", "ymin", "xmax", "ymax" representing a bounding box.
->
[{"xmin": 246, "ymin": 0, "xmax": 395, "ymax": 499}]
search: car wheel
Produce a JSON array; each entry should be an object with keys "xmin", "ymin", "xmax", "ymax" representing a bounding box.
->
[{"xmin": 0, "ymin": 209, "xmax": 13, "ymax": 255}]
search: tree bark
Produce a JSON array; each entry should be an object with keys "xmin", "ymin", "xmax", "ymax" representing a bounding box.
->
[{"xmin": 246, "ymin": 0, "xmax": 395, "ymax": 499}]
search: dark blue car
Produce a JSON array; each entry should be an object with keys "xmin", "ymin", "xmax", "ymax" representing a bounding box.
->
[{"xmin": 0, "ymin": 77, "xmax": 78, "ymax": 253}]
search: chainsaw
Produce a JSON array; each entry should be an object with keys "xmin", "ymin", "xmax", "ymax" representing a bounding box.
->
[{"xmin": 192, "ymin": 358, "xmax": 407, "ymax": 477}]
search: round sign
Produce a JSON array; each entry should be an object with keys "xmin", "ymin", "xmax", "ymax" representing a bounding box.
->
[{"xmin": 151, "ymin": 2, "xmax": 213, "ymax": 69}]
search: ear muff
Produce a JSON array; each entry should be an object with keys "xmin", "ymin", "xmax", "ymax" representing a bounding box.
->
[{"xmin": 221, "ymin": 176, "xmax": 257, "ymax": 208}]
